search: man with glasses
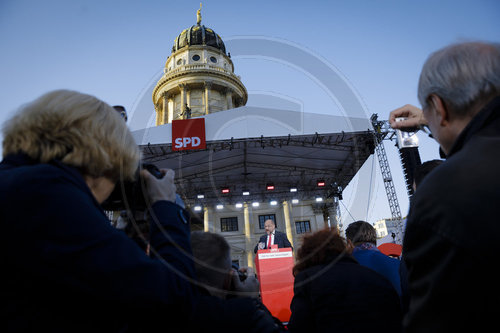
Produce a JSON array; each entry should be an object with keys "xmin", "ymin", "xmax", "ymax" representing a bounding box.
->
[{"xmin": 389, "ymin": 42, "xmax": 500, "ymax": 332}]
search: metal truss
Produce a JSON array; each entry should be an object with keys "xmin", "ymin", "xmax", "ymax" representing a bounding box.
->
[{"xmin": 371, "ymin": 114, "xmax": 404, "ymax": 244}]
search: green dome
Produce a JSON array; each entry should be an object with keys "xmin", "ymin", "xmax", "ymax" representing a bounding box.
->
[{"xmin": 172, "ymin": 24, "xmax": 226, "ymax": 54}]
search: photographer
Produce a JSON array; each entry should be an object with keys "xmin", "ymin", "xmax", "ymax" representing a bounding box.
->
[
  {"xmin": 1, "ymin": 90, "xmax": 195, "ymax": 332},
  {"xmin": 389, "ymin": 42, "xmax": 500, "ymax": 331}
]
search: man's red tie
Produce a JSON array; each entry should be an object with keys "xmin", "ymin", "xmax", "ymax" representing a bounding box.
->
[{"xmin": 267, "ymin": 234, "xmax": 272, "ymax": 249}]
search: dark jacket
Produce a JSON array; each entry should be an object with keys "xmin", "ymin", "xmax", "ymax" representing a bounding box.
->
[
  {"xmin": 1, "ymin": 154, "xmax": 195, "ymax": 332},
  {"xmin": 288, "ymin": 254, "xmax": 402, "ymax": 332},
  {"xmin": 254, "ymin": 230, "xmax": 293, "ymax": 253},
  {"xmin": 402, "ymin": 97, "xmax": 500, "ymax": 332},
  {"xmin": 187, "ymin": 287, "xmax": 286, "ymax": 333}
]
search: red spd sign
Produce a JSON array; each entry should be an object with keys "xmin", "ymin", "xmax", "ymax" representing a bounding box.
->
[{"xmin": 172, "ymin": 118, "xmax": 206, "ymax": 151}]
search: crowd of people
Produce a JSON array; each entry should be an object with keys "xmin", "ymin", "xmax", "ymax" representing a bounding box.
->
[{"xmin": 2, "ymin": 40, "xmax": 499, "ymax": 332}]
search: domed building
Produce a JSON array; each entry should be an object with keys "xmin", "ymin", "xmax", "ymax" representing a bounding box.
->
[
  {"xmin": 132, "ymin": 6, "xmax": 375, "ymax": 271},
  {"xmin": 152, "ymin": 8, "xmax": 247, "ymax": 125}
]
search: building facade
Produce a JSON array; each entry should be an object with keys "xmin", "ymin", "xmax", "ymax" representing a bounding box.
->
[
  {"xmin": 152, "ymin": 12, "xmax": 247, "ymax": 125},
  {"xmin": 195, "ymin": 200, "xmax": 338, "ymax": 267},
  {"xmin": 374, "ymin": 217, "xmax": 406, "ymax": 242},
  {"xmin": 145, "ymin": 8, "xmax": 351, "ymax": 268}
]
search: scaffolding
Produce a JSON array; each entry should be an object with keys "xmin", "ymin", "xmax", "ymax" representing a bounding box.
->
[{"xmin": 370, "ymin": 114, "xmax": 404, "ymax": 244}]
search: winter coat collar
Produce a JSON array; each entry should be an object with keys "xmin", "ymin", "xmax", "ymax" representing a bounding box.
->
[{"xmin": 447, "ymin": 96, "xmax": 500, "ymax": 158}]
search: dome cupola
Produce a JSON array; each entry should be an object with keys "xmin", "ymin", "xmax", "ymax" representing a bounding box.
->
[
  {"xmin": 172, "ymin": 25, "xmax": 226, "ymax": 54},
  {"xmin": 152, "ymin": 3, "xmax": 247, "ymax": 126}
]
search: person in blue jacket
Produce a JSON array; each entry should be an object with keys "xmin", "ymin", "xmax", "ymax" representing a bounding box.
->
[
  {"xmin": 345, "ymin": 221, "xmax": 402, "ymax": 297},
  {"xmin": 1, "ymin": 90, "xmax": 195, "ymax": 332}
]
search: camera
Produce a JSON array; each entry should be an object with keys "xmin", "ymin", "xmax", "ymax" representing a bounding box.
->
[
  {"xmin": 237, "ymin": 270, "xmax": 248, "ymax": 282},
  {"xmin": 395, "ymin": 117, "xmax": 419, "ymax": 149},
  {"xmin": 232, "ymin": 263, "xmax": 247, "ymax": 282},
  {"xmin": 102, "ymin": 163, "xmax": 163, "ymax": 211}
]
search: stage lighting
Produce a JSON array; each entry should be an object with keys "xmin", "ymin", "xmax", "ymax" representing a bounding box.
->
[
  {"xmin": 194, "ymin": 205, "xmax": 202, "ymax": 211},
  {"xmin": 216, "ymin": 204, "xmax": 224, "ymax": 210},
  {"xmin": 290, "ymin": 187, "xmax": 297, "ymax": 192},
  {"xmin": 235, "ymin": 203, "xmax": 243, "ymax": 208},
  {"xmin": 270, "ymin": 200, "xmax": 278, "ymax": 206}
]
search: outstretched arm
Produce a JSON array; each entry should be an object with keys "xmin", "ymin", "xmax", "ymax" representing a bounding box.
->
[{"xmin": 389, "ymin": 104, "xmax": 427, "ymax": 130}]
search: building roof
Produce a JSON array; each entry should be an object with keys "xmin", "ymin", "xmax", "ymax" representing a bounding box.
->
[{"xmin": 172, "ymin": 24, "xmax": 226, "ymax": 54}]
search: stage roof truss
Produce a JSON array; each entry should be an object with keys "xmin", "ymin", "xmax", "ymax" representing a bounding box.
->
[{"xmin": 139, "ymin": 131, "xmax": 375, "ymax": 207}]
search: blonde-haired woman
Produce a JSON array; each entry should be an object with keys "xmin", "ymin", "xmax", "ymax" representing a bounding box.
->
[{"xmin": 1, "ymin": 90, "xmax": 195, "ymax": 332}]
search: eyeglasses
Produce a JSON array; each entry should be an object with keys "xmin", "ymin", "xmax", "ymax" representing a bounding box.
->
[
  {"xmin": 419, "ymin": 124, "xmax": 433, "ymax": 138},
  {"xmin": 113, "ymin": 105, "xmax": 128, "ymax": 122}
]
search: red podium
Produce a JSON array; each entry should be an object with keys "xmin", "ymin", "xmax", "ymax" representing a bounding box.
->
[{"xmin": 255, "ymin": 247, "xmax": 294, "ymax": 323}]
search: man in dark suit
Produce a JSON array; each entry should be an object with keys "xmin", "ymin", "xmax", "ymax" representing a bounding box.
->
[{"xmin": 254, "ymin": 219, "xmax": 292, "ymax": 253}]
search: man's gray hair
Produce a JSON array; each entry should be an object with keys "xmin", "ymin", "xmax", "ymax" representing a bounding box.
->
[{"xmin": 418, "ymin": 41, "xmax": 500, "ymax": 116}]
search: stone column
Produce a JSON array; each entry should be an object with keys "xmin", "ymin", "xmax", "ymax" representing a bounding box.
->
[
  {"xmin": 179, "ymin": 84, "xmax": 187, "ymax": 120},
  {"xmin": 155, "ymin": 103, "xmax": 162, "ymax": 127},
  {"xmin": 243, "ymin": 203, "xmax": 254, "ymax": 268},
  {"xmin": 167, "ymin": 98, "xmax": 174, "ymax": 124},
  {"xmin": 282, "ymin": 200, "xmax": 294, "ymax": 249},
  {"xmin": 155, "ymin": 104, "xmax": 161, "ymax": 126},
  {"xmin": 162, "ymin": 93, "xmax": 169, "ymax": 125},
  {"xmin": 327, "ymin": 198, "xmax": 343, "ymax": 235},
  {"xmin": 186, "ymin": 90, "xmax": 191, "ymax": 119},
  {"xmin": 204, "ymin": 81, "xmax": 212, "ymax": 115},
  {"xmin": 226, "ymin": 88, "xmax": 233, "ymax": 110},
  {"xmin": 203, "ymin": 207, "xmax": 213, "ymax": 232}
]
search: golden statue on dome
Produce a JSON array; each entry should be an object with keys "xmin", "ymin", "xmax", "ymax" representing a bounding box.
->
[{"xmin": 197, "ymin": 3, "xmax": 202, "ymax": 25}]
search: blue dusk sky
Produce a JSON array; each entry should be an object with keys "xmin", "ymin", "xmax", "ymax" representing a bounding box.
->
[{"xmin": 0, "ymin": 0, "xmax": 499, "ymax": 226}]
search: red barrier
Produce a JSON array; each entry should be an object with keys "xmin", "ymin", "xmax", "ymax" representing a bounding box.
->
[{"xmin": 255, "ymin": 247, "xmax": 294, "ymax": 323}]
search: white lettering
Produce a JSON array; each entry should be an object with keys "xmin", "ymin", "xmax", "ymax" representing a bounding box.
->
[
  {"xmin": 192, "ymin": 137, "xmax": 201, "ymax": 147},
  {"xmin": 174, "ymin": 137, "xmax": 183, "ymax": 148},
  {"xmin": 174, "ymin": 136, "xmax": 203, "ymax": 149},
  {"xmin": 258, "ymin": 251, "xmax": 293, "ymax": 260}
]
